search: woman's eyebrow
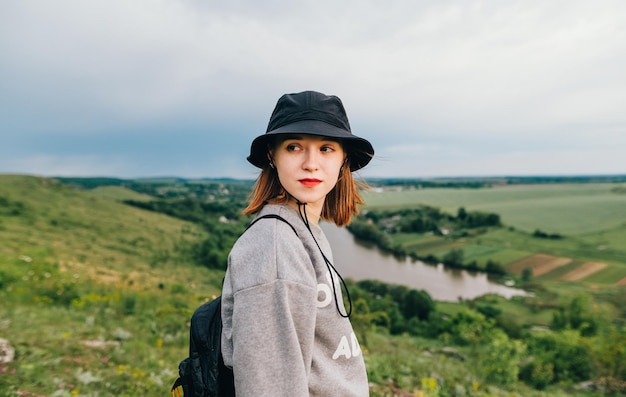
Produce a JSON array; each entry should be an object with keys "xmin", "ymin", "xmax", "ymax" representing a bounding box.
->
[{"xmin": 281, "ymin": 135, "xmax": 341, "ymax": 144}]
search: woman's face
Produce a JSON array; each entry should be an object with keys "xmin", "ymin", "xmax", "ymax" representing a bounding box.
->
[{"xmin": 271, "ymin": 134, "xmax": 346, "ymax": 209}]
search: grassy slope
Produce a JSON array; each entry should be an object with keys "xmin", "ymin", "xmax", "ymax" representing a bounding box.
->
[
  {"xmin": 0, "ymin": 175, "xmax": 224, "ymax": 395},
  {"xmin": 0, "ymin": 175, "xmax": 220, "ymax": 291}
]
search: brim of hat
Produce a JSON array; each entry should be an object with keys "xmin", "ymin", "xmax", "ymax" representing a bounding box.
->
[{"xmin": 247, "ymin": 119, "xmax": 374, "ymax": 171}]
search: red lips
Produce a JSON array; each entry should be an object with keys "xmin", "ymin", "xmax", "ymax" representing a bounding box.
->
[{"xmin": 299, "ymin": 178, "xmax": 322, "ymax": 187}]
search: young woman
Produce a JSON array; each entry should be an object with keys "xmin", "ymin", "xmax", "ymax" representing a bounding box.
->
[{"xmin": 220, "ymin": 90, "xmax": 375, "ymax": 396}]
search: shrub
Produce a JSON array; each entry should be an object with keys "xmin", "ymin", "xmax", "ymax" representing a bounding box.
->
[
  {"xmin": 485, "ymin": 260, "xmax": 506, "ymax": 275},
  {"xmin": 520, "ymin": 360, "xmax": 555, "ymax": 390},
  {"xmin": 479, "ymin": 330, "xmax": 526, "ymax": 386},
  {"xmin": 524, "ymin": 330, "xmax": 593, "ymax": 385}
]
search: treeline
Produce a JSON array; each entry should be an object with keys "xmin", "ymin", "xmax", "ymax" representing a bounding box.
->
[
  {"xmin": 124, "ymin": 198, "xmax": 247, "ymax": 271},
  {"xmin": 533, "ymin": 229, "xmax": 563, "ymax": 239},
  {"xmin": 349, "ymin": 280, "xmax": 435, "ymax": 339},
  {"xmin": 366, "ymin": 175, "xmax": 626, "ymax": 190},
  {"xmin": 503, "ymin": 175, "xmax": 626, "ymax": 184},
  {"xmin": 54, "ymin": 176, "xmax": 254, "ymax": 202},
  {"xmin": 124, "ymin": 198, "xmax": 245, "ymax": 224},
  {"xmin": 356, "ymin": 206, "xmax": 500, "ymax": 235},
  {"xmin": 368, "ymin": 178, "xmax": 488, "ymax": 189},
  {"xmin": 347, "ymin": 206, "xmax": 505, "ymax": 273},
  {"xmin": 55, "ymin": 177, "xmax": 256, "ymax": 271}
]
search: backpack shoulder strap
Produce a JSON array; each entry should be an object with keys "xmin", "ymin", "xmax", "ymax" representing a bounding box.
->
[{"xmin": 246, "ymin": 214, "xmax": 298, "ymax": 237}]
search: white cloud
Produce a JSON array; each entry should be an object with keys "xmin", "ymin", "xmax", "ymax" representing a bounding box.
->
[{"xmin": 1, "ymin": 0, "xmax": 625, "ymax": 177}]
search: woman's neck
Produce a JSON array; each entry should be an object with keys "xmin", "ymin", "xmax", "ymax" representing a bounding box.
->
[{"xmin": 286, "ymin": 199, "xmax": 322, "ymax": 226}]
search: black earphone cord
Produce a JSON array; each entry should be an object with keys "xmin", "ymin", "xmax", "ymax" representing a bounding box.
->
[{"xmin": 296, "ymin": 201, "xmax": 352, "ymax": 318}]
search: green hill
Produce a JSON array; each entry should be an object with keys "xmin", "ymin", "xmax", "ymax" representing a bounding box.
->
[
  {"xmin": 0, "ymin": 174, "xmax": 224, "ymax": 395},
  {"xmin": 0, "ymin": 174, "xmax": 218, "ymax": 292}
]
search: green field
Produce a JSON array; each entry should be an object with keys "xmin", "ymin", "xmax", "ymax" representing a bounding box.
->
[
  {"xmin": 362, "ymin": 183, "xmax": 626, "ymax": 285},
  {"xmin": 364, "ymin": 183, "xmax": 626, "ymax": 234}
]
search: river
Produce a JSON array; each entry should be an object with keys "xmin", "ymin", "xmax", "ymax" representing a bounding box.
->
[{"xmin": 321, "ymin": 223, "xmax": 528, "ymax": 302}]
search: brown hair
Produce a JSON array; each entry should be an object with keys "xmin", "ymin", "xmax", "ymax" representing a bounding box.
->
[{"xmin": 243, "ymin": 153, "xmax": 367, "ymax": 227}]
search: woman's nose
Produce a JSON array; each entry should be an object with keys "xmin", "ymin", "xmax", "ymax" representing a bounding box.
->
[{"xmin": 302, "ymin": 149, "xmax": 320, "ymax": 170}]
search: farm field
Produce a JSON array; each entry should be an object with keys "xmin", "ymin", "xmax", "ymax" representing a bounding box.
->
[
  {"xmin": 362, "ymin": 183, "xmax": 626, "ymax": 285},
  {"xmin": 363, "ymin": 183, "xmax": 626, "ymax": 235}
]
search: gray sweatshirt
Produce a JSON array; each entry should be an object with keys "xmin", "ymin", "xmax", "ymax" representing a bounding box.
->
[{"xmin": 221, "ymin": 204, "xmax": 369, "ymax": 396}]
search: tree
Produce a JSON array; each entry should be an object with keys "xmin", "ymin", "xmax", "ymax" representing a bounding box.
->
[
  {"xmin": 551, "ymin": 293, "xmax": 599, "ymax": 336},
  {"xmin": 592, "ymin": 325, "xmax": 626, "ymax": 392},
  {"xmin": 568, "ymin": 294, "xmax": 598, "ymax": 336},
  {"xmin": 479, "ymin": 329, "xmax": 526, "ymax": 386},
  {"xmin": 401, "ymin": 289, "xmax": 435, "ymax": 321},
  {"xmin": 522, "ymin": 267, "xmax": 533, "ymax": 282},
  {"xmin": 485, "ymin": 260, "xmax": 506, "ymax": 275},
  {"xmin": 457, "ymin": 207, "xmax": 467, "ymax": 221},
  {"xmin": 522, "ymin": 330, "xmax": 593, "ymax": 384},
  {"xmin": 445, "ymin": 309, "xmax": 494, "ymax": 346},
  {"xmin": 442, "ymin": 248, "xmax": 464, "ymax": 267}
]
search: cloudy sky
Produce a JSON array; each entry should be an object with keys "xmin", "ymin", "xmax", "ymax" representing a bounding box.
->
[{"xmin": 1, "ymin": 0, "xmax": 625, "ymax": 179}]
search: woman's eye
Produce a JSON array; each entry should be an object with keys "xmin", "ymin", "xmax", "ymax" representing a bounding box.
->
[
  {"xmin": 286, "ymin": 144, "xmax": 300, "ymax": 152},
  {"xmin": 321, "ymin": 146, "xmax": 335, "ymax": 153}
]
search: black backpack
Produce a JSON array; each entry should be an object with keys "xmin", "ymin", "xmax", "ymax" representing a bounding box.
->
[
  {"xmin": 171, "ymin": 215, "xmax": 297, "ymax": 397},
  {"xmin": 171, "ymin": 296, "xmax": 234, "ymax": 397}
]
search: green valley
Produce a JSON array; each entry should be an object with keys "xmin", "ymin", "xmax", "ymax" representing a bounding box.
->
[{"xmin": 0, "ymin": 174, "xmax": 624, "ymax": 396}]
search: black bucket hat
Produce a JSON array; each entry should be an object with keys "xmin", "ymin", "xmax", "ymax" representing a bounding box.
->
[{"xmin": 247, "ymin": 90, "xmax": 374, "ymax": 171}]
